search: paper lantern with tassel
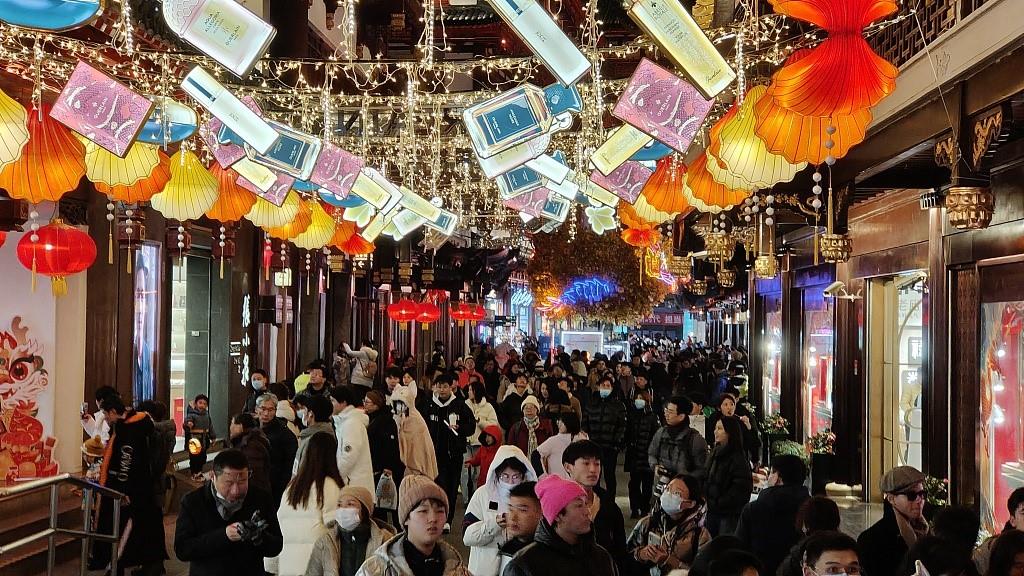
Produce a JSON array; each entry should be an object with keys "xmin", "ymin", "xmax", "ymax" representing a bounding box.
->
[
  {"xmin": 387, "ymin": 298, "xmax": 419, "ymax": 329},
  {"xmin": 0, "ymin": 87, "xmax": 29, "ymax": 170},
  {"xmin": 450, "ymin": 302, "xmax": 473, "ymax": 326},
  {"xmin": 292, "ymin": 200, "xmax": 337, "ymax": 249},
  {"xmin": 83, "ymin": 140, "xmax": 160, "ymax": 187},
  {"xmin": 415, "ymin": 301, "xmax": 441, "ymax": 330},
  {"xmin": 0, "ymin": 230, "xmax": 6, "ymax": 248},
  {"xmin": 15, "ymin": 220, "xmax": 97, "ymax": 295},
  {"xmin": 683, "ymin": 153, "xmax": 752, "ymax": 212},
  {"xmin": 632, "ymin": 194, "xmax": 679, "ymax": 224},
  {"xmin": 150, "ymin": 150, "xmax": 219, "ymax": 220},
  {"xmin": 469, "ymin": 303, "xmax": 486, "ymax": 322},
  {"xmin": 622, "ymin": 226, "xmax": 659, "ymax": 248},
  {"xmin": 707, "ymin": 86, "xmax": 807, "ymax": 189},
  {"xmin": 0, "ymin": 104, "xmax": 85, "ymax": 204},
  {"xmin": 265, "ymin": 198, "xmax": 312, "ymax": 240},
  {"xmin": 205, "ymin": 163, "xmax": 256, "ymax": 222},
  {"xmin": 245, "ymin": 189, "xmax": 301, "ymax": 228},
  {"xmin": 640, "ymin": 155, "xmax": 691, "ymax": 214},
  {"xmin": 94, "ymin": 149, "xmax": 171, "ymax": 202},
  {"xmin": 618, "ymin": 201, "xmax": 655, "ymax": 230}
]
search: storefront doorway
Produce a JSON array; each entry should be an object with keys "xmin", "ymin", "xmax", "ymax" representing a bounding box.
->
[{"xmin": 865, "ymin": 271, "xmax": 926, "ymax": 501}]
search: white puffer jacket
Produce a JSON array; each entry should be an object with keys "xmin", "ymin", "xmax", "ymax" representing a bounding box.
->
[
  {"xmin": 462, "ymin": 445, "xmax": 538, "ymax": 576},
  {"xmin": 333, "ymin": 406, "xmax": 375, "ymax": 495},
  {"xmin": 273, "ymin": 477, "xmax": 342, "ymax": 576}
]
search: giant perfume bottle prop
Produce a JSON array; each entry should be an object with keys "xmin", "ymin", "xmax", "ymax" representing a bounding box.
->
[
  {"xmin": 484, "ymin": 0, "xmax": 590, "ymax": 86},
  {"xmin": 589, "ymin": 161, "xmax": 653, "ymax": 204},
  {"xmin": 183, "ymin": 67, "xmax": 279, "ymax": 154},
  {"xmin": 463, "ymin": 82, "xmax": 582, "ymax": 159},
  {"xmin": 622, "ymin": 0, "xmax": 735, "ymax": 99},
  {"xmin": 163, "ymin": 0, "xmax": 276, "ymax": 77},
  {"xmin": 244, "ymin": 120, "xmax": 322, "ymax": 181}
]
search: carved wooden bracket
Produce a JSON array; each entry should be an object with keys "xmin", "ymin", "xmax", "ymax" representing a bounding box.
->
[
  {"xmin": 971, "ymin": 103, "xmax": 1010, "ymax": 171},
  {"xmin": 935, "ymin": 132, "xmax": 956, "ymax": 169}
]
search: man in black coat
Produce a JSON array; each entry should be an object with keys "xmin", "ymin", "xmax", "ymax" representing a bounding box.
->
[
  {"xmin": 858, "ymin": 466, "xmax": 929, "ymax": 576},
  {"xmin": 582, "ymin": 377, "xmax": 627, "ymax": 496},
  {"xmin": 255, "ymin": 392, "xmax": 297, "ymax": 509},
  {"xmin": 174, "ymin": 449, "xmax": 283, "ymax": 576},
  {"xmin": 421, "ymin": 372, "xmax": 475, "ymax": 529},
  {"xmin": 562, "ymin": 439, "xmax": 627, "ymax": 574},
  {"xmin": 735, "ymin": 454, "xmax": 811, "ymax": 575}
]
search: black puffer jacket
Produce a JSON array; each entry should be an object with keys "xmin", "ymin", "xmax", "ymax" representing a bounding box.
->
[
  {"xmin": 624, "ymin": 403, "xmax": 659, "ymax": 472},
  {"xmin": 704, "ymin": 446, "xmax": 753, "ymax": 516},
  {"xmin": 582, "ymin": 393, "xmax": 627, "ymax": 451},
  {"xmin": 261, "ymin": 417, "xmax": 297, "ymax": 507},
  {"xmin": 366, "ymin": 405, "xmax": 405, "ymax": 479},
  {"xmin": 735, "ymin": 483, "xmax": 810, "ymax": 575},
  {"xmin": 503, "ymin": 517, "xmax": 618, "ymax": 576}
]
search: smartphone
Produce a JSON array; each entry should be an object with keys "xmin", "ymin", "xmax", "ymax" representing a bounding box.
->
[{"xmin": 80, "ymin": 402, "xmax": 89, "ymax": 416}]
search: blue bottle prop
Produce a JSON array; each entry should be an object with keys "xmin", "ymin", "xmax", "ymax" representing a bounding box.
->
[
  {"xmin": 137, "ymin": 98, "xmax": 198, "ymax": 146},
  {"xmin": 0, "ymin": 0, "xmax": 103, "ymax": 31}
]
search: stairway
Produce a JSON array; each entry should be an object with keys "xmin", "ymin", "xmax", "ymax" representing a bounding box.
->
[{"xmin": 0, "ymin": 483, "xmax": 88, "ymax": 576}]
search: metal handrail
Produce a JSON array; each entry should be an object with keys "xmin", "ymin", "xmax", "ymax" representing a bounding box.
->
[{"xmin": 0, "ymin": 473, "xmax": 125, "ymax": 575}]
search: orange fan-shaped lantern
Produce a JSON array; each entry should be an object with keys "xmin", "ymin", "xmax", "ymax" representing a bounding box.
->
[
  {"xmin": 265, "ymin": 198, "xmax": 312, "ymax": 240},
  {"xmin": 622, "ymin": 226, "xmax": 659, "ymax": 248},
  {"xmin": 292, "ymin": 200, "xmax": 337, "ymax": 250},
  {"xmin": 0, "ymin": 105, "xmax": 85, "ymax": 204},
  {"xmin": 619, "ymin": 202, "xmax": 655, "ymax": 230},
  {"xmin": 754, "ymin": 49, "xmax": 872, "ymax": 165},
  {"xmin": 767, "ymin": 0, "xmax": 898, "ymax": 117},
  {"xmin": 206, "ymin": 163, "xmax": 256, "ymax": 222},
  {"xmin": 683, "ymin": 153, "xmax": 752, "ymax": 211},
  {"xmin": 94, "ymin": 150, "xmax": 171, "ymax": 202},
  {"xmin": 640, "ymin": 155, "xmax": 690, "ymax": 214},
  {"xmin": 16, "ymin": 220, "xmax": 97, "ymax": 295},
  {"xmin": 339, "ymin": 234, "xmax": 374, "ymax": 255}
]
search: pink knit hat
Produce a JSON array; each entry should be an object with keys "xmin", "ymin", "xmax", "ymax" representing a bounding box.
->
[{"xmin": 535, "ymin": 475, "xmax": 587, "ymax": 525}]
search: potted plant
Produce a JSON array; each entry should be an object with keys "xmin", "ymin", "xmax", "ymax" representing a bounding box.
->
[
  {"xmin": 762, "ymin": 413, "xmax": 790, "ymax": 464},
  {"xmin": 808, "ymin": 428, "xmax": 836, "ymax": 495},
  {"xmin": 923, "ymin": 475, "xmax": 950, "ymax": 520}
]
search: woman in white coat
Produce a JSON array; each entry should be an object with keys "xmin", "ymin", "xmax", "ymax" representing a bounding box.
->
[
  {"xmin": 462, "ymin": 445, "xmax": 537, "ymax": 576},
  {"xmin": 274, "ymin": 432, "xmax": 344, "ymax": 575},
  {"xmin": 464, "ymin": 381, "xmax": 499, "ymax": 500}
]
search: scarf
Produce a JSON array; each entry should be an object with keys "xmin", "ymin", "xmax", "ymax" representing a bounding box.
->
[
  {"xmin": 524, "ymin": 415, "xmax": 540, "ymax": 456},
  {"xmin": 894, "ymin": 508, "xmax": 929, "ymax": 548}
]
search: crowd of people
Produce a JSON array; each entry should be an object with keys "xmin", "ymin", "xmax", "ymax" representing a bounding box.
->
[{"xmin": 79, "ymin": 337, "xmax": 1024, "ymax": 576}]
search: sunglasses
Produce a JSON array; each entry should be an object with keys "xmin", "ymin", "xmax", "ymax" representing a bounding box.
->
[{"xmin": 896, "ymin": 490, "xmax": 927, "ymax": 501}]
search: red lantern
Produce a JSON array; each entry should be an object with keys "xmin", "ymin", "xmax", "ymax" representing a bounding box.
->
[
  {"xmin": 416, "ymin": 301, "xmax": 441, "ymax": 330},
  {"xmin": 450, "ymin": 302, "xmax": 473, "ymax": 326},
  {"xmin": 469, "ymin": 303, "xmax": 486, "ymax": 322},
  {"xmin": 16, "ymin": 220, "xmax": 97, "ymax": 296},
  {"xmin": 387, "ymin": 298, "xmax": 419, "ymax": 329}
]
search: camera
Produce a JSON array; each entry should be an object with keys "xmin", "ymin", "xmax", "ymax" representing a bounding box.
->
[{"xmin": 236, "ymin": 510, "xmax": 269, "ymax": 545}]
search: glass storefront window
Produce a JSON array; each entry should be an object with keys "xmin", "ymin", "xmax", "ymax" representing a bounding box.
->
[
  {"xmin": 170, "ymin": 255, "xmax": 213, "ymax": 451},
  {"xmin": 762, "ymin": 295, "xmax": 782, "ymax": 416},
  {"xmin": 803, "ymin": 290, "xmax": 835, "ymax": 438},
  {"xmin": 980, "ymin": 300, "xmax": 1024, "ymax": 534},
  {"xmin": 894, "ymin": 276, "xmax": 925, "ymax": 468},
  {"xmin": 132, "ymin": 244, "xmax": 160, "ymax": 402}
]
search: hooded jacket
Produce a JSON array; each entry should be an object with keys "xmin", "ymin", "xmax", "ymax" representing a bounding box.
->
[
  {"xmin": 463, "ymin": 445, "xmax": 539, "ymax": 576},
  {"xmin": 393, "ymin": 387, "xmax": 438, "ymax": 479},
  {"xmin": 305, "ymin": 517, "xmax": 396, "ymax": 576},
  {"xmin": 334, "ymin": 405, "xmax": 376, "ymax": 495},
  {"xmin": 344, "ymin": 343, "xmax": 379, "ymax": 388},
  {"xmin": 354, "ymin": 532, "xmax": 469, "ymax": 576},
  {"xmin": 627, "ymin": 505, "xmax": 710, "ymax": 573},
  {"xmin": 467, "ymin": 397, "xmax": 499, "ymax": 447},
  {"xmin": 465, "ymin": 425, "xmax": 503, "ymax": 487},
  {"xmin": 502, "ymin": 518, "xmax": 618, "ymax": 576},
  {"xmin": 734, "ymin": 483, "xmax": 810, "ymax": 575}
]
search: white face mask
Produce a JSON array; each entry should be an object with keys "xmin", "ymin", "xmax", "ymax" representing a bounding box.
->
[
  {"xmin": 295, "ymin": 408, "xmax": 308, "ymax": 424},
  {"xmin": 497, "ymin": 480, "xmax": 518, "ymax": 500},
  {"xmin": 660, "ymin": 491, "xmax": 683, "ymax": 515},
  {"xmin": 335, "ymin": 507, "xmax": 362, "ymax": 532},
  {"xmin": 251, "ymin": 378, "xmax": 265, "ymax": 390}
]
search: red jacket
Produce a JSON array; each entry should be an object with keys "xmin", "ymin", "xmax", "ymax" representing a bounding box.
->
[
  {"xmin": 505, "ymin": 417, "xmax": 555, "ymax": 457},
  {"xmin": 466, "ymin": 425, "xmax": 503, "ymax": 487}
]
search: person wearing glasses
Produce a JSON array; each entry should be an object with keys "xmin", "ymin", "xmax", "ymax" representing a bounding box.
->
[
  {"xmin": 256, "ymin": 392, "xmax": 298, "ymax": 510},
  {"xmin": 803, "ymin": 531, "xmax": 863, "ymax": 576},
  {"xmin": 648, "ymin": 396, "xmax": 710, "ymax": 483},
  {"xmin": 627, "ymin": 474, "xmax": 710, "ymax": 574},
  {"xmin": 463, "ymin": 445, "xmax": 538, "ymax": 576},
  {"xmin": 858, "ymin": 465, "xmax": 929, "ymax": 576}
]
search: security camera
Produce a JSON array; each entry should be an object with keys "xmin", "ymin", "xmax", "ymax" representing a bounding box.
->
[{"xmin": 823, "ymin": 281, "xmax": 846, "ymax": 298}]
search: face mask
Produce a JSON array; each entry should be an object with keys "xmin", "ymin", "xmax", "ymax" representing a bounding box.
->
[
  {"xmin": 634, "ymin": 398, "xmax": 647, "ymax": 409},
  {"xmin": 251, "ymin": 379, "xmax": 265, "ymax": 391},
  {"xmin": 335, "ymin": 507, "xmax": 362, "ymax": 532},
  {"xmin": 295, "ymin": 408, "xmax": 308, "ymax": 424},
  {"xmin": 497, "ymin": 480, "xmax": 517, "ymax": 500},
  {"xmin": 660, "ymin": 491, "xmax": 683, "ymax": 515},
  {"xmin": 599, "ymin": 389, "xmax": 611, "ymax": 399}
]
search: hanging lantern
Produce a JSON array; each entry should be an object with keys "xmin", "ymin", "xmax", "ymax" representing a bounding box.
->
[
  {"xmin": 688, "ymin": 279, "xmax": 708, "ymax": 296},
  {"xmin": 450, "ymin": 302, "xmax": 473, "ymax": 326},
  {"xmin": 631, "ymin": 194, "xmax": 679, "ymax": 224},
  {"xmin": 469, "ymin": 303, "xmax": 487, "ymax": 322},
  {"xmin": 683, "ymin": 153, "xmax": 752, "ymax": 212},
  {"xmin": 94, "ymin": 149, "xmax": 171, "ymax": 203},
  {"xmin": 212, "ymin": 223, "xmax": 237, "ymax": 279},
  {"xmin": 83, "ymin": 140, "xmax": 160, "ymax": 187},
  {"xmin": 618, "ymin": 202, "xmax": 656, "ymax": 229},
  {"xmin": 245, "ymin": 190, "xmax": 301, "ymax": 228},
  {"xmin": 0, "ymin": 87, "xmax": 29, "ymax": 171},
  {"xmin": 206, "ymin": 163, "xmax": 256, "ymax": 222},
  {"xmin": 0, "ymin": 230, "xmax": 6, "ymax": 248},
  {"xmin": 265, "ymin": 198, "xmax": 312, "ymax": 240},
  {"xmin": 717, "ymin": 267, "xmax": 737, "ymax": 288},
  {"xmin": 754, "ymin": 254, "xmax": 779, "ymax": 279},
  {"xmin": 150, "ymin": 150, "xmax": 219, "ymax": 220},
  {"xmin": 292, "ymin": 201, "xmax": 337, "ymax": 250},
  {"xmin": 704, "ymin": 230, "xmax": 735, "ymax": 262},
  {"xmin": 640, "ymin": 155, "xmax": 690, "ymax": 213},
  {"xmin": 16, "ymin": 220, "xmax": 97, "ymax": 295},
  {"xmin": 0, "ymin": 104, "xmax": 86, "ymax": 204},
  {"xmin": 621, "ymin": 226, "xmax": 660, "ymax": 248},
  {"xmin": 945, "ymin": 185, "xmax": 994, "ymax": 230},
  {"xmin": 416, "ymin": 301, "xmax": 441, "ymax": 330},
  {"xmin": 669, "ymin": 255, "xmax": 693, "ymax": 280},
  {"xmin": 387, "ymin": 298, "xmax": 419, "ymax": 329}
]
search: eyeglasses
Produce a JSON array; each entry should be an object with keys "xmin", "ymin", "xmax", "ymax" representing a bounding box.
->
[
  {"xmin": 499, "ymin": 473, "xmax": 524, "ymax": 483},
  {"xmin": 810, "ymin": 566, "xmax": 862, "ymax": 576},
  {"xmin": 257, "ymin": 406, "xmax": 276, "ymax": 413},
  {"xmin": 896, "ymin": 490, "xmax": 927, "ymax": 501}
]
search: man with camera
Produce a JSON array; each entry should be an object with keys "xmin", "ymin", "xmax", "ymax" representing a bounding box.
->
[{"xmin": 175, "ymin": 449, "xmax": 283, "ymax": 576}]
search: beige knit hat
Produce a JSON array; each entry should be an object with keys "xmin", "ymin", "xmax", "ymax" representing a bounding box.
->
[
  {"xmin": 340, "ymin": 485, "xmax": 375, "ymax": 516},
  {"xmin": 398, "ymin": 474, "xmax": 448, "ymax": 525}
]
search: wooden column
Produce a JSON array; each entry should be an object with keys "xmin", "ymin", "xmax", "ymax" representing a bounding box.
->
[
  {"xmin": 780, "ymin": 258, "xmax": 803, "ymax": 439},
  {"xmin": 924, "ymin": 207, "xmax": 950, "ymax": 480},
  {"xmin": 949, "ymin": 267, "xmax": 978, "ymax": 507}
]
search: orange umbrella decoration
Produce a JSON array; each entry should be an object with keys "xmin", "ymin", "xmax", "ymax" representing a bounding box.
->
[
  {"xmin": 754, "ymin": 49, "xmax": 873, "ymax": 164},
  {"xmin": 94, "ymin": 149, "xmax": 171, "ymax": 202},
  {"xmin": 291, "ymin": 200, "xmax": 337, "ymax": 250},
  {"xmin": 150, "ymin": 150, "xmax": 220, "ymax": 221},
  {"xmin": 622, "ymin": 226, "xmax": 660, "ymax": 248},
  {"xmin": 0, "ymin": 87, "xmax": 29, "ymax": 170},
  {"xmin": 683, "ymin": 153, "xmax": 752, "ymax": 212},
  {"xmin": 0, "ymin": 104, "xmax": 85, "ymax": 204},
  {"xmin": 708, "ymin": 85, "xmax": 807, "ymax": 189},
  {"xmin": 15, "ymin": 219, "xmax": 97, "ymax": 295},
  {"xmin": 640, "ymin": 155, "xmax": 691, "ymax": 214},
  {"xmin": 766, "ymin": 0, "xmax": 898, "ymax": 117},
  {"xmin": 327, "ymin": 216, "xmax": 375, "ymax": 255},
  {"xmin": 205, "ymin": 163, "xmax": 256, "ymax": 222},
  {"xmin": 265, "ymin": 197, "xmax": 312, "ymax": 240}
]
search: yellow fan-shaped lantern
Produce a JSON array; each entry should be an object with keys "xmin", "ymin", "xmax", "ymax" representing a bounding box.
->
[
  {"xmin": 205, "ymin": 163, "xmax": 256, "ymax": 222},
  {"xmin": 618, "ymin": 202, "xmax": 655, "ymax": 230},
  {"xmin": 246, "ymin": 190, "xmax": 302, "ymax": 229},
  {"xmin": 83, "ymin": 140, "xmax": 161, "ymax": 187},
  {"xmin": 708, "ymin": 86, "xmax": 807, "ymax": 189},
  {"xmin": 292, "ymin": 200, "xmax": 337, "ymax": 249},
  {"xmin": 94, "ymin": 150, "xmax": 171, "ymax": 203},
  {"xmin": 682, "ymin": 186, "xmax": 721, "ymax": 214},
  {"xmin": 632, "ymin": 194, "xmax": 678, "ymax": 224},
  {"xmin": 0, "ymin": 88, "xmax": 29, "ymax": 170},
  {"xmin": 0, "ymin": 104, "xmax": 85, "ymax": 204},
  {"xmin": 683, "ymin": 153, "xmax": 752, "ymax": 211},
  {"xmin": 640, "ymin": 155, "xmax": 691, "ymax": 214},
  {"xmin": 265, "ymin": 197, "xmax": 312, "ymax": 239},
  {"xmin": 150, "ymin": 150, "xmax": 220, "ymax": 220}
]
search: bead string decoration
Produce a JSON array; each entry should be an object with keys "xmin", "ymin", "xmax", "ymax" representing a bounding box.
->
[
  {"xmin": 304, "ymin": 251, "xmax": 312, "ymax": 296},
  {"xmin": 27, "ymin": 207, "xmax": 40, "ymax": 290},
  {"xmin": 105, "ymin": 197, "xmax": 115, "ymax": 264},
  {"xmin": 218, "ymin": 225, "xmax": 227, "ymax": 279},
  {"xmin": 124, "ymin": 206, "xmax": 135, "ymax": 274}
]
